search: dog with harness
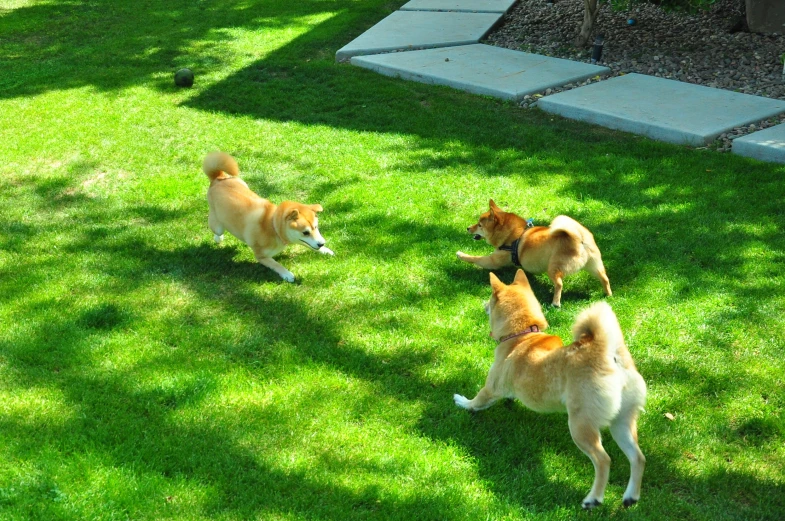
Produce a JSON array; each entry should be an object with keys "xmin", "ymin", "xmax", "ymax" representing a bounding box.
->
[{"xmin": 456, "ymin": 200, "xmax": 612, "ymax": 307}]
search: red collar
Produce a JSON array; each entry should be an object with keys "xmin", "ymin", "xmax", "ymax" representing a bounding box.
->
[{"xmin": 498, "ymin": 325, "xmax": 540, "ymax": 343}]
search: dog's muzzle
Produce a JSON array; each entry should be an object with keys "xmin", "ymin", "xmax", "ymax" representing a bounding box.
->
[
  {"xmin": 300, "ymin": 239, "xmax": 324, "ymax": 250},
  {"xmin": 473, "ymin": 234, "xmax": 482, "ymax": 240}
]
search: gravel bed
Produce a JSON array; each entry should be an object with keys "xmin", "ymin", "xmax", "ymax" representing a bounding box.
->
[{"xmin": 484, "ymin": 0, "xmax": 785, "ymax": 151}]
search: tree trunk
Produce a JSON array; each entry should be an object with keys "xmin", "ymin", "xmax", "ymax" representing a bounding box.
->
[
  {"xmin": 574, "ymin": 0, "xmax": 599, "ymax": 47},
  {"xmin": 745, "ymin": 0, "xmax": 785, "ymax": 33}
]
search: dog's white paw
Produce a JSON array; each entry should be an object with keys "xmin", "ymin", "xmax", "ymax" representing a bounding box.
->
[
  {"xmin": 280, "ymin": 271, "xmax": 296, "ymax": 283},
  {"xmin": 319, "ymin": 246, "xmax": 334, "ymax": 256},
  {"xmin": 214, "ymin": 234, "xmax": 224, "ymax": 244},
  {"xmin": 582, "ymin": 496, "xmax": 603, "ymax": 510},
  {"xmin": 453, "ymin": 394, "xmax": 472, "ymax": 410},
  {"xmin": 456, "ymin": 251, "xmax": 467, "ymax": 260}
]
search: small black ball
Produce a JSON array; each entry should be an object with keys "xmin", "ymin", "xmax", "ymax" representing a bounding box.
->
[{"xmin": 174, "ymin": 68, "xmax": 194, "ymax": 88}]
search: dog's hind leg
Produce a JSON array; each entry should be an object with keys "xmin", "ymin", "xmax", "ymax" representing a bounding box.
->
[
  {"xmin": 208, "ymin": 211, "xmax": 224, "ymax": 244},
  {"xmin": 585, "ymin": 257, "xmax": 612, "ymax": 297},
  {"xmin": 453, "ymin": 386, "xmax": 501, "ymax": 412},
  {"xmin": 547, "ymin": 267, "xmax": 565, "ymax": 307},
  {"xmin": 568, "ymin": 416, "xmax": 611, "ymax": 509},
  {"xmin": 610, "ymin": 412, "xmax": 645, "ymax": 507}
]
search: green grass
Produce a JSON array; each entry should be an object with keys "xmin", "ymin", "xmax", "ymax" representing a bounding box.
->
[{"xmin": 1, "ymin": 0, "xmax": 783, "ymax": 519}]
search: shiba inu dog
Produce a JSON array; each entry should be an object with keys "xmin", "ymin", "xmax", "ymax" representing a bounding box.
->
[
  {"xmin": 457, "ymin": 200, "xmax": 611, "ymax": 306},
  {"xmin": 454, "ymin": 270, "xmax": 646, "ymax": 509},
  {"xmin": 203, "ymin": 151, "xmax": 333, "ymax": 282}
]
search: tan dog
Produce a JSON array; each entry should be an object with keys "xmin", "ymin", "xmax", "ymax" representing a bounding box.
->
[
  {"xmin": 454, "ymin": 270, "xmax": 646, "ymax": 509},
  {"xmin": 203, "ymin": 151, "xmax": 333, "ymax": 282},
  {"xmin": 456, "ymin": 200, "xmax": 611, "ymax": 307}
]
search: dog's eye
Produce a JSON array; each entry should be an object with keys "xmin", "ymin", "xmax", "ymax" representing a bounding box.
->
[{"xmin": 303, "ymin": 230, "xmax": 311, "ymax": 236}]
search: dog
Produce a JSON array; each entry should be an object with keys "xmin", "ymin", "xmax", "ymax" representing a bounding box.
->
[
  {"xmin": 454, "ymin": 270, "xmax": 646, "ymax": 509},
  {"xmin": 203, "ymin": 151, "xmax": 333, "ymax": 282},
  {"xmin": 456, "ymin": 199, "xmax": 611, "ymax": 307}
]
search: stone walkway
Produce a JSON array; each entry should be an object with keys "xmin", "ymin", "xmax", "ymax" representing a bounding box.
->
[
  {"xmin": 336, "ymin": 1, "xmax": 785, "ymax": 164},
  {"xmin": 352, "ymin": 44, "xmax": 610, "ymax": 101}
]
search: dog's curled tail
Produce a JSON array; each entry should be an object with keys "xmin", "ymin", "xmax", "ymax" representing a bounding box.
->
[
  {"xmin": 203, "ymin": 151, "xmax": 239, "ymax": 182},
  {"xmin": 549, "ymin": 215, "xmax": 588, "ymax": 242},
  {"xmin": 572, "ymin": 301, "xmax": 624, "ymax": 361}
]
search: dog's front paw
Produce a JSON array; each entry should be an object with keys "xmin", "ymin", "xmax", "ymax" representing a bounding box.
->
[
  {"xmin": 581, "ymin": 498, "xmax": 602, "ymax": 510},
  {"xmin": 319, "ymin": 246, "xmax": 334, "ymax": 256},
  {"xmin": 280, "ymin": 271, "xmax": 296, "ymax": 283},
  {"xmin": 214, "ymin": 234, "xmax": 224, "ymax": 244},
  {"xmin": 622, "ymin": 497, "xmax": 638, "ymax": 508},
  {"xmin": 456, "ymin": 251, "xmax": 468, "ymax": 261},
  {"xmin": 453, "ymin": 394, "xmax": 472, "ymax": 410}
]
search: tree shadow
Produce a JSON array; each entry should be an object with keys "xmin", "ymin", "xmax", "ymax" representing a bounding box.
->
[
  {"xmin": 4, "ymin": 136, "xmax": 783, "ymax": 517},
  {"xmin": 0, "ymin": 359, "xmax": 488, "ymax": 520},
  {"xmin": 3, "ymin": 0, "xmax": 785, "ymax": 518},
  {"xmin": 0, "ymin": 0, "xmax": 388, "ymax": 100},
  {"xmin": 417, "ymin": 328, "xmax": 785, "ymax": 517},
  {"xmin": 178, "ymin": 0, "xmax": 785, "ymax": 314}
]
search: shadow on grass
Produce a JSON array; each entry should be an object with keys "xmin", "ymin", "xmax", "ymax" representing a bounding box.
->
[
  {"xmin": 4, "ymin": 178, "xmax": 783, "ymax": 518},
  {"xmin": 0, "ymin": 366, "xmax": 480, "ymax": 520},
  {"xmin": 0, "ymin": 0, "xmax": 386, "ymax": 100},
  {"xmin": 3, "ymin": 135, "xmax": 785, "ymax": 518},
  {"xmin": 0, "ymin": 164, "xmax": 595, "ymax": 516},
  {"xmin": 0, "ymin": 242, "xmax": 491, "ymax": 519}
]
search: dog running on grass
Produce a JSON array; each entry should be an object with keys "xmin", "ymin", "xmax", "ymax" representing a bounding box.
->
[
  {"xmin": 454, "ymin": 270, "xmax": 646, "ymax": 509},
  {"xmin": 457, "ymin": 200, "xmax": 611, "ymax": 307},
  {"xmin": 203, "ymin": 151, "xmax": 333, "ymax": 282}
]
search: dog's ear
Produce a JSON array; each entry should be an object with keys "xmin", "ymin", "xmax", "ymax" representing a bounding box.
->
[
  {"xmin": 309, "ymin": 204, "xmax": 324, "ymax": 213},
  {"xmin": 513, "ymin": 269, "xmax": 531, "ymax": 288},
  {"xmin": 489, "ymin": 199, "xmax": 503, "ymax": 223},
  {"xmin": 490, "ymin": 272, "xmax": 505, "ymax": 293},
  {"xmin": 286, "ymin": 208, "xmax": 300, "ymax": 221}
]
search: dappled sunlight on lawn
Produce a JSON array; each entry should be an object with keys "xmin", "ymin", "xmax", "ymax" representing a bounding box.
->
[{"xmin": 1, "ymin": 0, "xmax": 783, "ymax": 519}]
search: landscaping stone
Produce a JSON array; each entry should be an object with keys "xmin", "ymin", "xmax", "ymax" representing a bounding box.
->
[
  {"xmin": 486, "ymin": 0, "xmax": 785, "ymax": 102},
  {"xmin": 733, "ymin": 123, "xmax": 785, "ymax": 163},
  {"xmin": 351, "ymin": 44, "xmax": 610, "ymax": 100},
  {"xmin": 400, "ymin": 0, "xmax": 517, "ymax": 13},
  {"xmin": 335, "ymin": 10, "xmax": 502, "ymax": 62},
  {"xmin": 537, "ymin": 73, "xmax": 785, "ymax": 145}
]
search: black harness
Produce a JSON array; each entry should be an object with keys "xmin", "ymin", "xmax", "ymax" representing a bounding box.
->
[
  {"xmin": 498, "ymin": 238, "xmax": 522, "ymax": 267},
  {"xmin": 498, "ymin": 218, "xmax": 534, "ymax": 267}
]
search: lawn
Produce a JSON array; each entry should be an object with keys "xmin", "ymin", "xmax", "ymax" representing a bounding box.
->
[{"xmin": 0, "ymin": 0, "xmax": 783, "ymax": 520}]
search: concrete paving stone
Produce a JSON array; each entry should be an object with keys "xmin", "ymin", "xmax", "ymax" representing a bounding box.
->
[
  {"xmin": 537, "ymin": 73, "xmax": 785, "ymax": 146},
  {"xmin": 335, "ymin": 10, "xmax": 502, "ymax": 62},
  {"xmin": 732, "ymin": 124, "xmax": 785, "ymax": 164},
  {"xmin": 351, "ymin": 44, "xmax": 610, "ymax": 101},
  {"xmin": 400, "ymin": 0, "xmax": 517, "ymax": 13}
]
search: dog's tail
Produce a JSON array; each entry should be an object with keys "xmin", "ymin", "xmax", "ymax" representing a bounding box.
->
[
  {"xmin": 549, "ymin": 215, "xmax": 587, "ymax": 242},
  {"xmin": 203, "ymin": 151, "xmax": 239, "ymax": 182},
  {"xmin": 572, "ymin": 301, "xmax": 646, "ymax": 425},
  {"xmin": 572, "ymin": 301, "xmax": 624, "ymax": 363}
]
